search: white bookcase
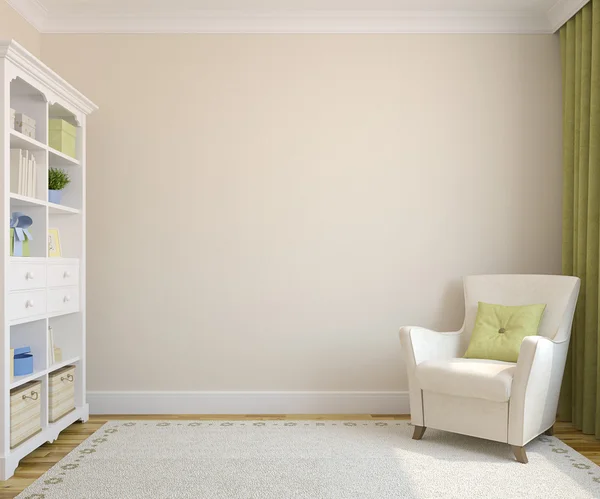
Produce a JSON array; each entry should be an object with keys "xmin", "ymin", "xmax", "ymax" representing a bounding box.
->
[{"xmin": 0, "ymin": 40, "xmax": 97, "ymax": 479}]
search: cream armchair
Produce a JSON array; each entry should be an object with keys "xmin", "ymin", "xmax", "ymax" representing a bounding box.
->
[{"xmin": 399, "ymin": 274, "xmax": 580, "ymax": 463}]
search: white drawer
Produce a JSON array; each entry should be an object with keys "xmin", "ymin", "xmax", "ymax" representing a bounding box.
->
[
  {"xmin": 8, "ymin": 290, "xmax": 47, "ymax": 322},
  {"xmin": 8, "ymin": 262, "xmax": 46, "ymax": 291},
  {"xmin": 47, "ymin": 286, "xmax": 79, "ymax": 315},
  {"xmin": 47, "ymin": 264, "xmax": 79, "ymax": 288}
]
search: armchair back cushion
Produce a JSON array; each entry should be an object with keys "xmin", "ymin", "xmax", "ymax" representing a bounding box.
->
[
  {"xmin": 463, "ymin": 302, "xmax": 546, "ymax": 362},
  {"xmin": 462, "ymin": 275, "xmax": 580, "ymax": 348}
]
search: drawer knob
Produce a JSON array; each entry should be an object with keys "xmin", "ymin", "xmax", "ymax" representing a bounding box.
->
[
  {"xmin": 61, "ymin": 374, "xmax": 74, "ymax": 383},
  {"xmin": 25, "ymin": 271, "xmax": 34, "ymax": 280},
  {"xmin": 25, "ymin": 299, "xmax": 34, "ymax": 308},
  {"xmin": 63, "ymin": 295, "xmax": 71, "ymax": 303},
  {"xmin": 22, "ymin": 391, "xmax": 38, "ymax": 401},
  {"xmin": 63, "ymin": 271, "xmax": 71, "ymax": 278}
]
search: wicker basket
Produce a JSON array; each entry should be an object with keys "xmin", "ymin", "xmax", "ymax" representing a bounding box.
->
[
  {"xmin": 49, "ymin": 365, "xmax": 76, "ymax": 423},
  {"xmin": 10, "ymin": 380, "xmax": 42, "ymax": 448}
]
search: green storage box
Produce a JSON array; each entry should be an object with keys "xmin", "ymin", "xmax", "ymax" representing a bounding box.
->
[{"xmin": 49, "ymin": 119, "xmax": 77, "ymax": 158}]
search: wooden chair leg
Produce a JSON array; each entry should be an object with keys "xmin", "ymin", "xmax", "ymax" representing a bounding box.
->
[
  {"xmin": 544, "ymin": 425, "xmax": 554, "ymax": 436},
  {"xmin": 412, "ymin": 425, "xmax": 426, "ymax": 440},
  {"xmin": 511, "ymin": 445, "xmax": 528, "ymax": 464}
]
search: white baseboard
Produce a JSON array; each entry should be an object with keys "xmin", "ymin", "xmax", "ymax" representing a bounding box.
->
[{"xmin": 87, "ymin": 391, "xmax": 409, "ymax": 415}]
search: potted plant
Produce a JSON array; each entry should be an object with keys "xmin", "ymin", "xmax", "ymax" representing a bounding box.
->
[{"xmin": 48, "ymin": 168, "xmax": 70, "ymax": 204}]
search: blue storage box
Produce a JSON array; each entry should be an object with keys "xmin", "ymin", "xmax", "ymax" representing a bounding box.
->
[{"xmin": 14, "ymin": 347, "xmax": 33, "ymax": 376}]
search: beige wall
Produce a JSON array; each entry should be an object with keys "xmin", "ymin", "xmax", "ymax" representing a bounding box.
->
[
  {"xmin": 40, "ymin": 34, "xmax": 563, "ymax": 392},
  {"xmin": 0, "ymin": 1, "xmax": 40, "ymax": 57}
]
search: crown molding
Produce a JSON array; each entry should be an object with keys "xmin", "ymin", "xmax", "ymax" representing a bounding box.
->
[
  {"xmin": 28, "ymin": 10, "xmax": 553, "ymax": 34},
  {"xmin": 547, "ymin": 0, "xmax": 590, "ymax": 32},
  {"xmin": 6, "ymin": 0, "xmax": 47, "ymax": 32},
  {"xmin": 4, "ymin": 1, "xmax": 591, "ymax": 34},
  {"xmin": 0, "ymin": 40, "xmax": 98, "ymax": 113}
]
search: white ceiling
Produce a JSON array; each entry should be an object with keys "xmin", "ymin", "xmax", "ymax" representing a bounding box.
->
[
  {"xmin": 24, "ymin": 0, "xmax": 555, "ymax": 12},
  {"xmin": 7, "ymin": 0, "xmax": 590, "ymax": 33}
]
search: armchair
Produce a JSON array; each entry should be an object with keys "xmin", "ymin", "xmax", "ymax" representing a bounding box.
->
[{"xmin": 399, "ymin": 274, "xmax": 580, "ymax": 463}]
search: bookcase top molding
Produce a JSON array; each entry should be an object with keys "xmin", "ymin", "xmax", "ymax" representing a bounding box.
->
[{"xmin": 0, "ymin": 40, "xmax": 98, "ymax": 117}]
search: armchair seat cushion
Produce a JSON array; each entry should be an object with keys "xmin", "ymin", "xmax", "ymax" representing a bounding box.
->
[{"xmin": 415, "ymin": 358, "xmax": 517, "ymax": 403}]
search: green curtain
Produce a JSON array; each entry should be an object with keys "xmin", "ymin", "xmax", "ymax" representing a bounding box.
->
[{"xmin": 559, "ymin": 0, "xmax": 600, "ymax": 437}]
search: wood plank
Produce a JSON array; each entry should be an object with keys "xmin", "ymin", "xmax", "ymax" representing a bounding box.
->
[{"xmin": 0, "ymin": 415, "xmax": 597, "ymax": 498}]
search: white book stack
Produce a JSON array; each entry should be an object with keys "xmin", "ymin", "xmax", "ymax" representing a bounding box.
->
[{"xmin": 10, "ymin": 149, "xmax": 37, "ymax": 198}]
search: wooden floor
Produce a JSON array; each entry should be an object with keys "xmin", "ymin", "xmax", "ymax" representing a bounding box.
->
[{"xmin": 0, "ymin": 415, "xmax": 597, "ymax": 498}]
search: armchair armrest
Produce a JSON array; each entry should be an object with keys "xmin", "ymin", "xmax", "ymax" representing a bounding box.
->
[
  {"xmin": 399, "ymin": 326, "xmax": 464, "ymax": 426},
  {"xmin": 508, "ymin": 335, "xmax": 569, "ymax": 446},
  {"xmin": 399, "ymin": 326, "xmax": 464, "ymax": 369}
]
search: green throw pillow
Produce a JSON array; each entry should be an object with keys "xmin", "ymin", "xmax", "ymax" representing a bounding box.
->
[{"xmin": 464, "ymin": 302, "xmax": 546, "ymax": 362}]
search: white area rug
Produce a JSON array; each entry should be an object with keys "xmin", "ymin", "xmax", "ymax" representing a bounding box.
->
[{"xmin": 17, "ymin": 420, "xmax": 600, "ymax": 499}]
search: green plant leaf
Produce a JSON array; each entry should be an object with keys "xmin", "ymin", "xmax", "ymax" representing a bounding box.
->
[{"xmin": 48, "ymin": 168, "xmax": 71, "ymax": 191}]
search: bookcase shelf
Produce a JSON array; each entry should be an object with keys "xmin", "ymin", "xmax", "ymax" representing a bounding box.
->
[
  {"xmin": 9, "ymin": 193, "xmax": 45, "ymax": 209},
  {"xmin": 49, "ymin": 147, "xmax": 80, "ymax": 167},
  {"xmin": 10, "ymin": 356, "xmax": 80, "ymax": 390},
  {"xmin": 9, "ymin": 129, "xmax": 46, "ymax": 152},
  {"xmin": 1, "ymin": 40, "xmax": 97, "ymax": 480},
  {"xmin": 9, "ymin": 369, "xmax": 44, "ymax": 390},
  {"xmin": 48, "ymin": 356, "xmax": 81, "ymax": 374},
  {"xmin": 48, "ymin": 202, "xmax": 80, "ymax": 215},
  {"xmin": 10, "ymin": 195, "xmax": 80, "ymax": 214}
]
